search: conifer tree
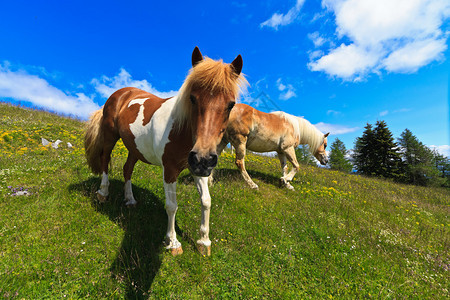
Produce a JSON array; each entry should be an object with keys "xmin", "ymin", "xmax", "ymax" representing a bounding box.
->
[
  {"xmin": 353, "ymin": 123, "xmax": 377, "ymax": 175},
  {"xmin": 295, "ymin": 145, "xmax": 316, "ymax": 166},
  {"xmin": 353, "ymin": 121, "xmax": 403, "ymax": 179},
  {"xmin": 329, "ymin": 138, "xmax": 353, "ymax": 172},
  {"xmin": 373, "ymin": 120, "xmax": 404, "ymax": 179},
  {"xmin": 398, "ymin": 129, "xmax": 445, "ymax": 186}
]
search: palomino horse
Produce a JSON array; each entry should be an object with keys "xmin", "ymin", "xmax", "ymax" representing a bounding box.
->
[
  {"xmin": 211, "ymin": 104, "xmax": 329, "ymax": 190},
  {"xmin": 84, "ymin": 47, "xmax": 247, "ymax": 256}
]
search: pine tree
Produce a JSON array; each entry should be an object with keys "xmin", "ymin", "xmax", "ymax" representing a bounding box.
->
[
  {"xmin": 329, "ymin": 138, "xmax": 353, "ymax": 173},
  {"xmin": 353, "ymin": 121, "xmax": 403, "ymax": 180},
  {"xmin": 398, "ymin": 129, "xmax": 445, "ymax": 186},
  {"xmin": 431, "ymin": 149, "xmax": 450, "ymax": 187},
  {"xmin": 372, "ymin": 120, "xmax": 404, "ymax": 180},
  {"xmin": 353, "ymin": 123, "xmax": 377, "ymax": 175},
  {"xmin": 295, "ymin": 145, "xmax": 316, "ymax": 166}
]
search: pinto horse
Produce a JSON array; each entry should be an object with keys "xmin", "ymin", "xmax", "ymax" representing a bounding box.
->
[
  {"xmin": 84, "ymin": 47, "xmax": 247, "ymax": 256},
  {"xmin": 211, "ymin": 104, "xmax": 329, "ymax": 190}
]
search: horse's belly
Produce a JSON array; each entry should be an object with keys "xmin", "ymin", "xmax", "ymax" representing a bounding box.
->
[{"xmin": 246, "ymin": 137, "xmax": 278, "ymax": 152}]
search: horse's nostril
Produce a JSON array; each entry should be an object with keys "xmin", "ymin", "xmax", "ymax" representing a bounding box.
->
[
  {"xmin": 209, "ymin": 153, "xmax": 218, "ymax": 167},
  {"xmin": 188, "ymin": 151, "xmax": 199, "ymax": 165}
]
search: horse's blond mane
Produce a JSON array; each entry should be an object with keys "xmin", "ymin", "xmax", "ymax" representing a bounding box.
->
[
  {"xmin": 271, "ymin": 111, "xmax": 324, "ymax": 153},
  {"xmin": 173, "ymin": 57, "xmax": 248, "ymax": 130}
]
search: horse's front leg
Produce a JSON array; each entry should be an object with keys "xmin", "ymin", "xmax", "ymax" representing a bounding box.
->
[
  {"xmin": 234, "ymin": 142, "xmax": 259, "ymax": 189},
  {"xmin": 163, "ymin": 181, "xmax": 183, "ymax": 255},
  {"xmin": 282, "ymin": 147, "xmax": 300, "ymax": 191},
  {"xmin": 194, "ymin": 176, "xmax": 212, "ymax": 256}
]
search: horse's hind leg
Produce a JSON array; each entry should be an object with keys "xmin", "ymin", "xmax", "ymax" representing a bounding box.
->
[
  {"xmin": 97, "ymin": 131, "xmax": 118, "ymax": 202},
  {"xmin": 123, "ymin": 153, "xmax": 138, "ymax": 206}
]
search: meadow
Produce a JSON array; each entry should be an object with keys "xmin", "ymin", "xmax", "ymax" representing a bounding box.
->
[{"xmin": 0, "ymin": 103, "xmax": 448, "ymax": 299}]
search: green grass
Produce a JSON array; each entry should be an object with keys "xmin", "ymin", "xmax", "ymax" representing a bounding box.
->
[{"xmin": 1, "ymin": 102, "xmax": 449, "ymax": 299}]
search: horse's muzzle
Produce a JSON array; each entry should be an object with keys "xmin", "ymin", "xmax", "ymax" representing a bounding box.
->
[
  {"xmin": 188, "ymin": 151, "xmax": 218, "ymax": 177},
  {"xmin": 320, "ymin": 156, "xmax": 329, "ymax": 165}
]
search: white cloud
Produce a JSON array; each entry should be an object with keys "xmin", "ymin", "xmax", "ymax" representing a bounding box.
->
[
  {"xmin": 379, "ymin": 110, "xmax": 389, "ymax": 117},
  {"xmin": 315, "ymin": 122, "xmax": 359, "ymax": 135},
  {"xmin": 327, "ymin": 110, "xmax": 341, "ymax": 116},
  {"xmin": 260, "ymin": 0, "xmax": 305, "ymax": 30},
  {"xmin": 382, "ymin": 37, "xmax": 447, "ymax": 73},
  {"xmin": 309, "ymin": 0, "xmax": 450, "ymax": 80},
  {"xmin": 308, "ymin": 50, "xmax": 324, "ymax": 61},
  {"xmin": 280, "ymin": 89, "xmax": 297, "ymax": 100},
  {"xmin": 0, "ymin": 63, "xmax": 99, "ymax": 119},
  {"xmin": 91, "ymin": 68, "xmax": 177, "ymax": 99},
  {"xmin": 429, "ymin": 145, "xmax": 450, "ymax": 158},
  {"xmin": 308, "ymin": 32, "xmax": 327, "ymax": 47},
  {"xmin": 276, "ymin": 78, "xmax": 297, "ymax": 100},
  {"xmin": 308, "ymin": 43, "xmax": 381, "ymax": 80},
  {"xmin": 276, "ymin": 78, "xmax": 286, "ymax": 91}
]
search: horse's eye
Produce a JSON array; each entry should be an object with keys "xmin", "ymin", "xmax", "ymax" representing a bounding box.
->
[
  {"xmin": 227, "ymin": 102, "xmax": 235, "ymax": 111},
  {"xmin": 190, "ymin": 95, "xmax": 197, "ymax": 105}
]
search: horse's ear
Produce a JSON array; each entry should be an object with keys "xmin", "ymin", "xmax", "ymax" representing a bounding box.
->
[
  {"xmin": 231, "ymin": 54, "xmax": 243, "ymax": 75},
  {"xmin": 324, "ymin": 132, "xmax": 330, "ymax": 138},
  {"xmin": 192, "ymin": 46, "xmax": 203, "ymax": 67}
]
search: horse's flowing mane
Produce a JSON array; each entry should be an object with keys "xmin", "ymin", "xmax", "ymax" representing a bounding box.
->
[
  {"xmin": 173, "ymin": 57, "xmax": 248, "ymax": 130},
  {"xmin": 271, "ymin": 111, "xmax": 324, "ymax": 153}
]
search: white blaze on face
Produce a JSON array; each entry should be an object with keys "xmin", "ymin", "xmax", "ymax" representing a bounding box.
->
[{"xmin": 128, "ymin": 96, "xmax": 178, "ymax": 166}]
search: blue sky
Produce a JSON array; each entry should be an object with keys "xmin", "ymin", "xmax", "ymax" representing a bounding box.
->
[{"xmin": 1, "ymin": 0, "xmax": 449, "ymax": 156}]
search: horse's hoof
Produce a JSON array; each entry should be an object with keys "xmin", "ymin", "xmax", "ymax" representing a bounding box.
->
[
  {"xmin": 169, "ymin": 247, "xmax": 183, "ymax": 256},
  {"xmin": 286, "ymin": 183, "xmax": 295, "ymax": 191},
  {"xmin": 125, "ymin": 199, "xmax": 137, "ymax": 207},
  {"xmin": 250, "ymin": 184, "xmax": 259, "ymax": 190},
  {"xmin": 197, "ymin": 244, "xmax": 211, "ymax": 256},
  {"xmin": 96, "ymin": 192, "xmax": 107, "ymax": 203}
]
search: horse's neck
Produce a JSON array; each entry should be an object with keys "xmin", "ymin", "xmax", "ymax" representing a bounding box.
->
[
  {"xmin": 171, "ymin": 87, "xmax": 190, "ymax": 131},
  {"xmin": 297, "ymin": 118, "xmax": 320, "ymax": 150}
]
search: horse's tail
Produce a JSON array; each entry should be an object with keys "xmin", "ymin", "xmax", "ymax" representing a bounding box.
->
[{"xmin": 84, "ymin": 108, "xmax": 104, "ymax": 175}]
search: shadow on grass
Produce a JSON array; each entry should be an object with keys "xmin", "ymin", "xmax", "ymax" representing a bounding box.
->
[
  {"xmin": 69, "ymin": 177, "xmax": 168, "ymax": 299},
  {"xmin": 179, "ymin": 168, "xmax": 281, "ymax": 187}
]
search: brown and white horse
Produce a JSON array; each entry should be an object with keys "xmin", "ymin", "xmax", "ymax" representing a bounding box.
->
[
  {"xmin": 211, "ymin": 103, "xmax": 329, "ymax": 190},
  {"xmin": 84, "ymin": 47, "xmax": 247, "ymax": 256}
]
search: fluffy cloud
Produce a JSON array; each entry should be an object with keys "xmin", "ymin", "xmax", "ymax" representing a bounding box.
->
[
  {"xmin": 308, "ymin": 32, "xmax": 327, "ymax": 48},
  {"xmin": 276, "ymin": 78, "xmax": 297, "ymax": 100},
  {"xmin": 309, "ymin": 43, "xmax": 380, "ymax": 80},
  {"xmin": 309, "ymin": 0, "xmax": 450, "ymax": 80},
  {"xmin": 315, "ymin": 122, "xmax": 359, "ymax": 135},
  {"xmin": 0, "ymin": 63, "xmax": 99, "ymax": 119},
  {"xmin": 429, "ymin": 145, "xmax": 450, "ymax": 158},
  {"xmin": 91, "ymin": 68, "xmax": 177, "ymax": 99},
  {"xmin": 260, "ymin": 0, "xmax": 305, "ymax": 30},
  {"xmin": 0, "ymin": 64, "xmax": 179, "ymax": 119}
]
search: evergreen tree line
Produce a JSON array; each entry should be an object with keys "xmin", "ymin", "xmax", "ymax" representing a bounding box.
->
[{"xmin": 296, "ymin": 120, "xmax": 449, "ymax": 187}]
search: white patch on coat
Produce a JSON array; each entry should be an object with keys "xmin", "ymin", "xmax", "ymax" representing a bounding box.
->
[
  {"xmin": 128, "ymin": 98, "xmax": 149, "ymax": 107},
  {"xmin": 129, "ymin": 96, "xmax": 178, "ymax": 166}
]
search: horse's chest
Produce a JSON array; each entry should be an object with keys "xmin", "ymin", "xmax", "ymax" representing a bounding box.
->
[{"xmin": 129, "ymin": 98, "xmax": 176, "ymax": 166}]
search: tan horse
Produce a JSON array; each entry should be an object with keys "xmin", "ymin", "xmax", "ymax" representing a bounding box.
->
[
  {"xmin": 211, "ymin": 103, "xmax": 329, "ymax": 190},
  {"xmin": 84, "ymin": 47, "xmax": 248, "ymax": 256}
]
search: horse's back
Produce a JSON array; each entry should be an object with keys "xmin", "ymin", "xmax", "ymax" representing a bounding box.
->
[
  {"xmin": 229, "ymin": 103, "xmax": 297, "ymax": 152},
  {"xmin": 100, "ymin": 87, "xmax": 174, "ymax": 164}
]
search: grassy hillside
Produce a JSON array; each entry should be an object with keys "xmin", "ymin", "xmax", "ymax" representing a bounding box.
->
[{"xmin": 0, "ymin": 103, "xmax": 449, "ymax": 299}]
